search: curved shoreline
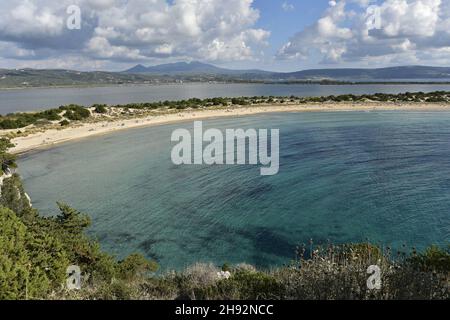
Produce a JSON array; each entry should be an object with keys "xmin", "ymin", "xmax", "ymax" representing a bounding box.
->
[{"xmin": 6, "ymin": 102, "xmax": 450, "ymax": 155}]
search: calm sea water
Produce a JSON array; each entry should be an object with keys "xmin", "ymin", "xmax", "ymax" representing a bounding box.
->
[
  {"xmin": 18, "ymin": 112, "xmax": 450, "ymax": 270},
  {"xmin": 2, "ymin": 83, "xmax": 450, "ymax": 114}
]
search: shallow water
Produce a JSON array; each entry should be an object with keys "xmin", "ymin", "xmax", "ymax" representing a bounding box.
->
[
  {"xmin": 2, "ymin": 82, "xmax": 450, "ymax": 114},
  {"xmin": 18, "ymin": 112, "xmax": 450, "ymax": 270}
]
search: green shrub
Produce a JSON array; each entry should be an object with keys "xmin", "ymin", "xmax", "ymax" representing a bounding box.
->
[
  {"xmin": 0, "ymin": 174, "xmax": 32, "ymax": 217},
  {"xmin": 195, "ymin": 270, "xmax": 283, "ymax": 300},
  {"xmin": 409, "ymin": 245, "xmax": 450, "ymax": 272},
  {"xmin": 222, "ymin": 263, "xmax": 231, "ymax": 272},
  {"xmin": 97, "ymin": 280, "xmax": 134, "ymax": 300},
  {"xmin": 231, "ymin": 98, "xmax": 250, "ymax": 105},
  {"xmin": 117, "ymin": 253, "xmax": 159, "ymax": 280},
  {"xmin": 0, "ymin": 138, "xmax": 16, "ymax": 174},
  {"xmin": 0, "ymin": 207, "xmax": 30, "ymax": 299},
  {"xmin": 93, "ymin": 104, "xmax": 108, "ymax": 114},
  {"xmin": 60, "ymin": 105, "xmax": 90, "ymax": 121},
  {"xmin": 0, "ymin": 207, "xmax": 69, "ymax": 299},
  {"xmin": 60, "ymin": 120, "xmax": 70, "ymax": 126},
  {"xmin": 37, "ymin": 109, "xmax": 62, "ymax": 121}
]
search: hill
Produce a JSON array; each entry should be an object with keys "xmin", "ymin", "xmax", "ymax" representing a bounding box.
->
[
  {"xmin": 124, "ymin": 63, "xmax": 450, "ymax": 81},
  {"xmin": 277, "ymin": 66, "xmax": 450, "ymax": 81},
  {"xmin": 124, "ymin": 61, "xmax": 270, "ymax": 76},
  {"xmin": 1, "ymin": 64, "xmax": 450, "ymax": 88}
]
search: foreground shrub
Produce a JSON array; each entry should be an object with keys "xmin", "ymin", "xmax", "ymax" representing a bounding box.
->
[
  {"xmin": 0, "ymin": 157, "xmax": 159, "ymax": 299},
  {"xmin": 118, "ymin": 253, "xmax": 159, "ymax": 281},
  {"xmin": 0, "ymin": 207, "xmax": 69, "ymax": 299},
  {"xmin": 195, "ymin": 270, "xmax": 283, "ymax": 300},
  {"xmin": 408, "ymin": 245, "xmax": 450, "ymax": 272},
  {"xmin": 139, "ymin": 244, "xmax": 448, "ymax": 301}
]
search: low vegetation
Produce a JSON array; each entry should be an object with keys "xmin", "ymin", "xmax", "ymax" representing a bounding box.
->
[
  {"xmin": 0, "ymin": 175, "xmax": 159, "ymax": 300},
  {"xmin": 59, "ymin": 120, "xmax": 70, "ymax": 127},
  {"xmin": 0, "ymin": 138, "xmax": 16, "ymax": 174},
  {"xmin": 60, "ymin": 105, "xmax": 91, "ymax": 121},
  {"xmin": 93, "ymin": 104, "xmax": 108, "ymax": 114},
  {"xmin": 137, "ymin": 244, "xmax": 449, "ymax": 300},
  {"xmin": 1, "ymin": 91, "xmax": 450, "ymax": 130}
]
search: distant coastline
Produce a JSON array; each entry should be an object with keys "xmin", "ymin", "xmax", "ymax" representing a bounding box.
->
[
  {"xmin": 0, "ymin": 82, "xmax": 190, "ymax": 91},
  {"xmin": 3, "ymin": 64, "xmax": 450, "ymax": 90}
]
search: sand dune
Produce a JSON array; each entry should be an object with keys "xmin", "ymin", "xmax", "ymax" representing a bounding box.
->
[{"xmin": 6, "ymin": 103, "xmax": 450, "ymax": 154}]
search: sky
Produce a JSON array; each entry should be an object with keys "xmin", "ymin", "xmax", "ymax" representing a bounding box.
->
[{"xmin": 0, "ymin": 0, "xmax": 449, "ymax": 72}]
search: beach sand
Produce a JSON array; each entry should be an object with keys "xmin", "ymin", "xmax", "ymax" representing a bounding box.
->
[{"xmin": 5, "ymin": 102, "xmax": 450, "ymax": 154}]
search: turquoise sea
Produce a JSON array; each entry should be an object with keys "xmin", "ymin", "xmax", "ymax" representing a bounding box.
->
[{"xmin": 18, "ymin": 111, "xmax": 450, "ymax": 270}]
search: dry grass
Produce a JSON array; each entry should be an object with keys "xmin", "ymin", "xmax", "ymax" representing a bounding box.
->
[{"xmin": 51, "ymin": 243, "xmax": 449, "ymax": 300}]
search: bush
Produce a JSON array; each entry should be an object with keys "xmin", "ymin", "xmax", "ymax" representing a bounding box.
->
[
  {"xmin": 0, "ymin": 207, "xmax": 69, "ymax": 299},
  {"xmin": 409, "ymin": 245, "xmax": 450, "ymax": 272},
  {"xmin": 184, "ymin": 263, "xmax": 220, "ymax": 287},
  {"xmin": 60, "ymin": 105, "xmax": 90, "ymax": 121},
  {"xmin": 137, "ymin": 243, "xmax": 449, "ymax": 301},
  {"xmin": 93, "ymin": 104, "xmax": 108, "ymax": 114},
  {"xmin": 60, "ymin": 120, "xmax": 70, "ymax": 126},
  {"xmin": 0, "ymin": 174, "xmax": 32, "ymax": 217},
  {"xmin": 195, "ymin": 270, "xmax": 283, "ymax": 300},
  {"xmin": 37, "ymin": 109, "xmax": 62, "ymax": 121},
  {"xmin": 118, "ymin": 253, "xmax": 159, "ymax": 280},
  {"xmin": 0, "ymin": 138, "xmax": 16, "ymax": 174},
  {"xmin": 221, "ymin": 263, "xmax": 231, "ymax": 272},
  {"xmin": 231, "ymin": 98, "xmax": 250, "ymax": 105},
  {"xmin": 0, "ymin": 207, "xmax": 31, "ymax": 299},
  {"xmin": 0, "ymin": 141, "xmax": 161, "ymax": 300},
  {"xmin": 0, "ymin": 118, "xmax": 30, "ymax": 129},
  {"xmin": 98, "ymin": 280, "xmax": 134, "ymax": 300}
]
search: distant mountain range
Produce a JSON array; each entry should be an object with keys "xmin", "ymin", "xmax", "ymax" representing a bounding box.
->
[
  {"xmin": 1, "ymin": 62, "xmax": 450, "ymax": 88},
  {"xmin": 125, "ymin": 61, "xmax": 272, "ymax": 76},
  {"xmin": 277, "ymin": 66, "xmax": 450, "ymax": 81},
  {"xmin": 124, "ymin": 61, "xmax": 450, "ymax": 81}
]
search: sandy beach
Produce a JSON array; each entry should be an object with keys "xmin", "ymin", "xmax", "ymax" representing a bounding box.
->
[{"xmin": 5, "ymin": 102, "xmax": 450, "ymax": 155}]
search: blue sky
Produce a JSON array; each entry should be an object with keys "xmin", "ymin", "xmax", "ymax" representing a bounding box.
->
[
  {"xmin": 231, "ymin": 0, "xmax": 332, "ymax": 71},
  {"xmin": 255, "ymin": 0, "xmax": 329, "ymax": 52},
  {"xmin": 0, "ymin": 0, "xmax": 449, "ymax": 71}
]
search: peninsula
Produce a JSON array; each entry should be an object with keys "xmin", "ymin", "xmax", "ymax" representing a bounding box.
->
[{"xmin": 1, "ymin": 92, "xmax": 450, "ymax": 154}]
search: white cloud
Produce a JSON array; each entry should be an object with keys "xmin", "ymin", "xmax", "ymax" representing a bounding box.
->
[
  {"xmin": 85, "ymin": 0, "xmax": 117, "ymax": 10},
  {"xmin": 372, "ymin": 0, "xmax": 441, "ymax": 38},
  {"xmin": 0, "ymin": 0, "xmax": 65, "ymax": 39},
  {"xmin": 154, "ymin": 44, "xmax": 174, "ymax": 55},
  {"xmin": 278, "ymin": 0, "xmax": 450, "ymax": 65},
  {"xmin": 2, "ymin": 0, "xmax": 448, "ymax": 70},
  {"xmin": 86, "ymin": 36, "xmax": 146, "ymax": 60},
  {"xmin": 282, "ymin": 2, "xmax": 295, "ymax": 12},
  {"xmin": 278, "ymin": 0, "xmax": 352, "ymax": 63},
  {"xmin": 0, "ymin": 0, "xmax": 269, "ymax": 66}
]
